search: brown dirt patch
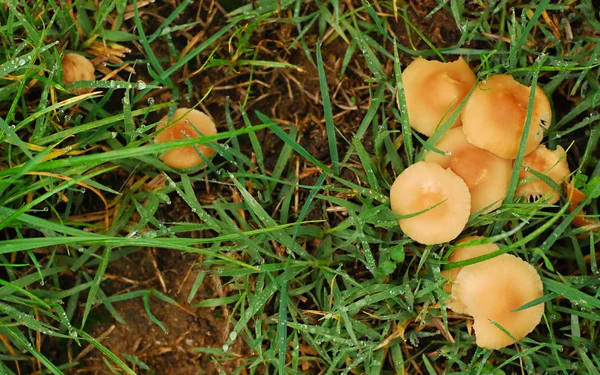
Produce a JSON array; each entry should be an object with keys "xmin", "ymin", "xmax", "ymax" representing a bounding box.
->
[{"xmin": 84, "ymin": 249, "xmax": 245, "ymax": 375}]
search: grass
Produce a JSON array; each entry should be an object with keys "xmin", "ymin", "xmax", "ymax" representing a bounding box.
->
[{"xmin": 0, "ymin": 0, "xmax": 599, "ymax": 374}]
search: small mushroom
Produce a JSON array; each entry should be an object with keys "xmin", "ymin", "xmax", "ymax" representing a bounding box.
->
[
  {"xmin": 515, "ymin": 144, "xmax": 570, "ymax": 205},
  {"xmin": 402, "ymin": 57, "xmax": 476, "ymax": 137},
  {"xmin": 424, "ymin": 127, "xmax": 512, "ymax": 213},
  {"xmin": 390, "ymin": 161, "xmax": 471, "ymax": 245},
  {"xmin": 61, "ymin": 53, "xmax": 95, "ymax": 94},
  {"xmin": 564, "ymin": 182, "xmax": 599, "ymax": 231},
  {"xmin": 462, "ymin": 74, "xmax": 552, "ymax": 159},
  {"xmin": 154, "ymin": 108, "xmax": 218, "ymax": 170},
  {"xmin": 452, "ymin": 253, "xmax": 544, "ymax": 350},
  {"xmin": 442, "ymin": 236, "xmax": 499, "ymax": 314}
]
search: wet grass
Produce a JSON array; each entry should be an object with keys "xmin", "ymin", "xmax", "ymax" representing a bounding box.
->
[{"xmin": 0, "ymin": 0, "xmax": 599, "ymax": 374}]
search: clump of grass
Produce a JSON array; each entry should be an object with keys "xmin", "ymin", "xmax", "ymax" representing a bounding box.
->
[{"xmin": 0, "ymin": 0, "xmax": 598, "ymax": 374}]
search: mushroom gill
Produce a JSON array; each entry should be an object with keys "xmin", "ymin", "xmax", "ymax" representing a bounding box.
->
[{"xmin": 515, "ymin": 144, "xmax": 570, "ymax": 205}]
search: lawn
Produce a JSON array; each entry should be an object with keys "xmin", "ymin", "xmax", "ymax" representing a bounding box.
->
[{"xmin": 0, "ymin": 0, "xmax": 599, "ymax": 374}]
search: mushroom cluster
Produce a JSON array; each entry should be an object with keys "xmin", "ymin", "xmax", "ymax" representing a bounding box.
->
[
  {"xmin": 443, "ymin": 237, "xmax": 544, "ymax": 350},
  {"xmin": 389, "ymin": 57, "xmax": 571, "ymax": 245},
  {"xmin": 388, "ymin": 58, "xmax": 565, "ymax": 349}
]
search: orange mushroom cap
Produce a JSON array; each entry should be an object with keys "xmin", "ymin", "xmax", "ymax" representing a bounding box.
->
[
  {"xmin": 61, "ymin": 53, "xmax": 95, "ymax": 94},
  {"xmin": 515, "ymin": 144, "xmax": 570, "ymax": 205},
  {"xmin": 154, "ymin": 108, "xmax": 218, "ymax": 170},
  {"xmin": 462, "ymin": 74, "xmax": 552, "ymax": 159},
  {"xmin": 424, "ymin": 127, "xmax": 512, "ymax": 214},
  {"xmin": 390, "ymin": 161, "xmax": 471, "ymax": 245},
  {"xmin": 442, "ymin": 236, "xmax": 499, "ymax": 314},
  {"xmin": 452, "ymin": 253, "xmax": 544, "ymax": 350},
  {"xmin": 402, "ymin": 57, "xmax": 476, "ymax": 137},
  {"xmin": 565, "ymin": 182, "xmax": 599, "ymax": 229}
]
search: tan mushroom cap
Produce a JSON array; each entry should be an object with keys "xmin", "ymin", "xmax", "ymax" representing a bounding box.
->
[
  {"xmin": 402, "ymin": 57, "xmax": 476, "ymax": 137},
  {"xmin": 452, "ymin": 253, "xmax": 544, "ymax": 350},
  {"xmin": 424, "ymin": 127, "xmax": 512, "ymax": 213},
  {"xmin": 390, "ymin": 161, "xmax": 471, "ymax": 245},
  {"xmin": 61, "ymin": 53, "xmax": 96, "ymax": 94},
  {"xmin": 442, "ymin": 236, "xmax": 499, "ymax": 314},
  {"xmin": 462, "ymin": 74, "xmax": 552, "ymax": 159},
  {"xmin": 515, "ymin": 144, "xmax": 570, "ymax": 205},
  {"xmin": 565, "ymin": 182, "xmax": 599, "ymax": 229},
  {"xmin": 154, "ymin": 108, "xmax": 218, "ymax": 169}
]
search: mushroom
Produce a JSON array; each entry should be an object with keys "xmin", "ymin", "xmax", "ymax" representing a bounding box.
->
[
  {"xmin": 424, "ymin": 127, "xmax": 512, "ymax": 213},
  {"xmin": 452, "ymin": 253, "xmax": 544, "ymax": 350},
  {"xmin": 442, "ymin": 236, "xmax": 499, "ymax": 314},
  {"xmin": 61, "ymin": 53, "xmax": 95, "ymax": 94},
  {"xmin": 515, "ymin": 144, "xmax": 570, "ymax": 205},
  {"xmin": 462, "ymin": 74, "xmax": 552, "ymax": 160},
  {"xmin": 564, "ymin": 182, "xmax": 599, "ymax": 231},
  {"xmin": 390, "ymin": 161, "xmax": 471, "ymax": 245},
  {"xmin": 154, "ymin": 108, "xmax": 218, "ymax": 169},
  {"xmin": 402, "ymin": 57, "xmax": 476, "ymax": 137}
]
